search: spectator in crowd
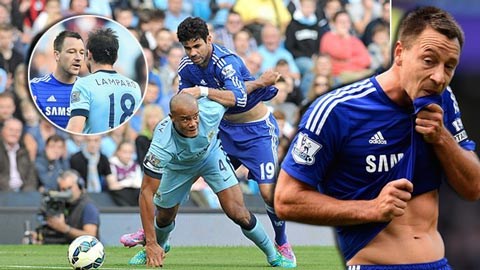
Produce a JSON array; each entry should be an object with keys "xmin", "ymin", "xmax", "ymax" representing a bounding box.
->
[
  {"xmin": 267, "ymin": 77, "xmax": 299, "ymax": 127},
  {"xmin": 215, "ymin": 10, "xmax": 256, "ymax": 52},
  {"xmin": 31, "ymin": 0, "xmax": 63, "ymax": 36},
  {"xmin": 0, "ymin": 23, "xmax": 24, "ymax": 90},
  {"xmin": 108, "ymin": 140, "xmax": 142, "ymax": 206},
  {"xmin": 113, "ymin": 6, "xmax": 136, "ymax": 28},
  {"xmin": 320, "ymin": 10, "xmax": 371, "ymax": 84},
  {"xmin": 257, "ymin": 24, "xmax": 300, "ymax": 81},
  {"xmin": 209, "ymin": 0, "xmax": 236, "ymax": 28},
  {"xmin": 303, "ymin": 74, "xmax": 331, "ymax": 105},
  {"xmin": 135, "ymin": 104, "xmax": 164, "ymax": 168},
  {"xmin": 0, "ymin": 117, "xmax": 37, "ymax": 191},
  {"xmin": 347, "ymin": 0, "xmax": 382, "ymax": 36},
  {"xmin": 35, "ymin": 134, "xmax": 69, "ymax": 192},
  {"xmin": 244, "ymin": 51, "xmax": 263, "ymax": 78},
  {"xmin": 19, "ymin": 100, "xmax": 40, "ymax": 133},
  {"xmin": 101, "ymin": 123, "xmax": 137, "ymax": 158},
  {"xmin": 63, "ymin": 0, "xmax": 89, "ymax": 16},
  {"xmin": 317, "ymin": 0, "xmax": 344, "ymax": 41},
  {"xmin": 153, "ymin": 28, "xmax": 174, "ymax": 68},
  {"xmin": 233, "ymin": 0, "xmax": 292, "ymax": 42},
  {"xmin": 362, "ymin": 0, "xmax": 389, "ymax": 46},
  {"xmin": 39, "ymin": 170, "xmax": 100, "ymax": 244},
  {"xmin": 274, "ymin": 59, "xmax": 303, "ymax": 105},
  {"xmin": 233, "ymin": 28, "xmax": 256, "ymax": 61},
  {"xmin": 300, "ymin": 53, "xmax": 337, "ymax": 97},
  {"xmin": 138, "ymin": 8, "xmax": 166, "ymax": 50},
  {"xmin": 368, "ymin": 23, "xmax": 390, "ymax": 73},
  {"xmin": 0, "ymin": 92, "xmax": 15, "ymax": 129},
  {"xmin": 23, "ymin": 118, "xmax": 62, "ymax": 161},
  {"xmin": 164, "ymin": 0, "xmax": 190, "ymax": 32},
  {"xmin": 65, "ymin": 133, "xmax": 84, "ymax": 157},
  {"xmin": 285, "ymin": 0, "xmax": 322, "ymax": 76},
  {"xmin": 70, "ymin": 135, "xmax": 114, "ymax": 193},
  {"xmin": 158, "ymin": 73, "xmax": 178, "ymax": 115},
  {"xmin": 159, "ymin": 43, "xmax": 183, "ymax": 98},
  {"xmin": 10, "ymin": 64, "xmax": 28, "ymax": 123}
]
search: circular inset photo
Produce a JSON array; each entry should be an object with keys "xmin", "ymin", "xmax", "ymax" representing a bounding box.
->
[{"xmin": 28, "ymin": 15, "xmax": 147, "ymax": 135}]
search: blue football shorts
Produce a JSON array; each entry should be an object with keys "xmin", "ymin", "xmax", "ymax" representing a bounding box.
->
[
  {"xmin": 347, "ymin": 258, "xmax": 452, "ymax": 270},
  {"xmin": 219, "ymin": 112, "xmax": 279, "ymax": 184},
  {"xmin": 154, "ymin": 143, "xmax": 238, "ymax": 208}
]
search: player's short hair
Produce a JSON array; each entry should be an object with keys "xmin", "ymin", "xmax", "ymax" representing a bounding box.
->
[
  {"xmin": 53, "ymin": 30, "xmax": 83, "ymax": 52},
  {"xmin": 86, "ymin": 28, "xmax": 119, "ymax": 65},
  {"xmin": 398, "ymin": 6, "xmax": 464, "ymax": 49},
  {"xmin": 177, "ymin": 17, "xmax": 209, "ymax": 43}
]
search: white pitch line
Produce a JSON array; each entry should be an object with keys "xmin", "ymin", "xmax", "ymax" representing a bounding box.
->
[{"xmin": 1, "ymin": 266, "xmax": 133, "ymax": 270}]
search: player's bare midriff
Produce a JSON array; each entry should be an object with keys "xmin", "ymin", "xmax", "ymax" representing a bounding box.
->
[
  {"xmin": 223, "ymin": 102, "xmax": 269, "ymax": 123},
  {"xmin": 348, "ymin": 190, "xmax": 444, "ymax": 265}
]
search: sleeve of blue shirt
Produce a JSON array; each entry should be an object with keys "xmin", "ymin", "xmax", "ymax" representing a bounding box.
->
[
  {"xmin": 282, "ymin": 100, "xmax": 347, "ymax": 188},
  {"xmin": 442, "ymin": 86, "xmax": 476, "ymax": 150},
  {"xmin": 214, "ymin": 55, "xmax": 248, "ymax": 108}
]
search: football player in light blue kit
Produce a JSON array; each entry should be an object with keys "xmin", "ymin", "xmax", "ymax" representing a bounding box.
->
[
  {"xmin": 128, "ymin": 93, "xmax": 293, "ymax": 268},
  {"xmin": 66, "ymin": 28, "xmax": 141, "ymax": 134},
  {"xmin": 275, "ymin": 6, "xmax": 480, "ymax": 270},
  {"xmin": 175, "ymin": 17, "xmax": 297, "ymax": 266},
  {"xmin": 30, "ymin": 31, "xmax": 84, "ymax": 128}
]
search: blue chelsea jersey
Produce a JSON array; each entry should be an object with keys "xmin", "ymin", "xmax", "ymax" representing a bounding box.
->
[
  {"xmin": 30, "ymin": 74, "xmax": 74, "ymax": 128},
  {"xmin": 281, "ymin": 77, "xmax": 476, "ymax": 261},
  {"xmin": 177, "ymin": 43, "xmax": 277, "ymax": 114}
]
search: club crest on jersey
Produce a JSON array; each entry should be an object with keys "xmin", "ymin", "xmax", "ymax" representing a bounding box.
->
[
  {"xmin": 71, "ymin": 91, "xmax": 80, "ymax": 103},
  {"xmin": 221, "ymin": 64, "xmax": 236, "ymax": 78},
  {"xmin": 292, "ymin": 132, "xmax": 322, "ymax": 165}
]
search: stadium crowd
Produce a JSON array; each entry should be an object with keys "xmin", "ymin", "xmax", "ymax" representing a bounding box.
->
[{"xmin": 0, "ymin": 0, "xmax": 390, "ymax": 206}]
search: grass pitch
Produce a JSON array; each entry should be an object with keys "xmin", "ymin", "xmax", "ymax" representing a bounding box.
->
[{"xmin": 0, "ymin": 245, "xmax": 344, "ymax": 269}]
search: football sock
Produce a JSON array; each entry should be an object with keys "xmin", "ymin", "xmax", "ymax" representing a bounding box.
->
[
  {"xmin": 154, "ymin": 219, "xmax": 175, "ymax": 249},
  {"xmin": 241, "ymin": 215, "xmax": 277, "ymax": 261},
  {"xmin": 265, "ymin": 204, "xmax": 287, "ymax": 245}
]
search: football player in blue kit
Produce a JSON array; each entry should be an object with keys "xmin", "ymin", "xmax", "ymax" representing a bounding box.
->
[
  {"xmin": 66, "ymin": 28, "xmax": 142, "ymax": 134},
  {"xmin": 176, "ymin": 17, "xmax": 297, "ymax": 266},
  {"xmin": 275, "ymin": 6, "xmax": 480, "ymax": 270},
  {"xmin": 127, "ymin": 93, "xmax": 294, "ymax": 268},
  {"xmin": 30, "ymin": 31, "xmax": 84, "ymax": 128}
]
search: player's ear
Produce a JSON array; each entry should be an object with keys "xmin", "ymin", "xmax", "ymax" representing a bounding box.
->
[
  {"xmin": 207, "ymin": 35, "xmax": 213, "ymax": 44},
  {"xmin": 54, "ymin": 50, "xmax": 60, "ymax": 62},
  {"xmin": 394, "ymin": 41, "xmax": 403, "ymax": 66}
]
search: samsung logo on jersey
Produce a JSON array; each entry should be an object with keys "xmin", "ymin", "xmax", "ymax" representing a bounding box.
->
[
  {"xmin": 365, "ymin": 153, "xmax": 404, "ymax": 173},
  {"xmin": 45, "ymin": 106, "xmax": 71, "ymax": 116}
]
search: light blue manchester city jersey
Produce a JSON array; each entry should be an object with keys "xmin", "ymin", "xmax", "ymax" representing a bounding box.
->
[
  {"xmin": 143, "ymin": 97, "xmax": 227, "ymax": 177},
  {"xmin": 69, "ymin": 70, "xmax": 142, "ymax": 134}
]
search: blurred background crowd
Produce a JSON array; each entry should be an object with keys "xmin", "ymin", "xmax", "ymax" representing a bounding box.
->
[{"xmin": 2, "ymin": 0, "xmax": 480, "ymax": 268}]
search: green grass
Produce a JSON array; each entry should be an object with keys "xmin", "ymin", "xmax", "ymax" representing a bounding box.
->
[{"xmin": 0, "ymin": 245, "xmax": 344, "ymax": 269}]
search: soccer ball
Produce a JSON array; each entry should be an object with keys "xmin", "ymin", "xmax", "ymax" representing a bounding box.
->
[{"xmin": 67, "ymin": 235, "xmax": 105, "ymax": 270}]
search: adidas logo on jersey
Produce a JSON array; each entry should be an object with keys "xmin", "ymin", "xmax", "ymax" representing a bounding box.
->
[
  {"xmin": 369, "ymin": 131, "xmax": 387, "ymax": 144},
  {"xmin": 47, "ymin": 95, "xmax": 57, "ymax": 102},
  {"xmin": 200, "ymin": 79, "xmax": 207, "ymax": 85}
]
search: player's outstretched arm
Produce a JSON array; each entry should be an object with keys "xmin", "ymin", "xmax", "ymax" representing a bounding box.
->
[
  {"xmin": 139, "ymin": 174, "xmax": 164, "ymax": 267},
  {"xmin": 182, "ymin": 86, "xmax": 237, "ymax": 107},
  {"xmin": 274, "ymin": 169, "xmax": 413, "ymax": 225},
  {"xmin": 66, "ymin": 116, "xmax": 86, "ymax": 133}
]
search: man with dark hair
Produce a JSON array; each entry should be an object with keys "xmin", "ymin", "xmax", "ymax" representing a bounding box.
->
[
  {"xmin": 35, "ymin": 134, "xmax": 69, "ymax": 191},
  {"xmin": 276, "ymin": 6, "xmax": 480, "ymax": 269},
  {"xmin": 176, "ymin": 17, "xmax": 296, "ymax": 266},
  {"xmin": 66, "ymin": 28, "xmax": 142, "ymax": 134},
  {"xmin": 30, "ymin": 30, "xmax": 84, "ymax": 128}
]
